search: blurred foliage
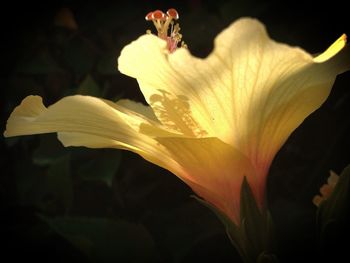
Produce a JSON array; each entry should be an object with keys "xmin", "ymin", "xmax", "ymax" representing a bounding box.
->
[
  {"xmin": 39, "ymin": 215, "xmax": 157, "ymax": 262},
  {"xmin": 1, "ymin": 1, "xmax": 350, "ymax": 262}
]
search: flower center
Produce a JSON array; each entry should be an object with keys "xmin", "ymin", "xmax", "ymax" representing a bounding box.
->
[{"xmin": 145, "ymin": 8, "xmax": 186, "ymax": 53}]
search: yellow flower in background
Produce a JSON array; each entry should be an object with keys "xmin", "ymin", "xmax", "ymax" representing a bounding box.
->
[
  {"xmin": 4, "ymin": 17, "xmax": 349, "ymax": 225},
  {"xmin": 313, "ymin": 170, "xmax": 340, "ymax": 207}
]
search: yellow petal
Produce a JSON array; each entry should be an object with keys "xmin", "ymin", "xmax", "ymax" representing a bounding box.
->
[
  {"xmin": 114, "ymin": 99, "xmax": 159, "ymax": 122},
  {"xmin": 118, "ymin": 18, "xmax": 349, "ymax": 175},
  {"xmin": 156, "ymin": 136, "xmax": 257, "ymax": 225},
  {"xmin": 4, "ymin": 95, "xmax": 179, "ymax": 171}
]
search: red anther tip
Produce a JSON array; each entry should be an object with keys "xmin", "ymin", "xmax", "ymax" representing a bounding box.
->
[
  {"xmin": 152, "ymin": 10, "xmax": 166, "ymax": 20},
  {"xmin": 145, "ymin": 11, "xmax": 153, "ymax": 21},
  {"xmin": 167, "ymin": 8, "xmax": 179, "ymax": 19}
]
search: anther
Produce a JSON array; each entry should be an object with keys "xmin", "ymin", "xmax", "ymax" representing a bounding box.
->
[
  {"xmin": 167, "ymin": 8, "xmax": 179, "ymax": 20},
  {"xmin": 145, "ymin": 12, "xmax": 153, "ymax": 21},
  {"xmin": 145, "ymin": 8, "xmax": 185, "ymax": 52},
  {"xmin": 152, "ymin": 10, "xmax": 166, "ymax": 21}
]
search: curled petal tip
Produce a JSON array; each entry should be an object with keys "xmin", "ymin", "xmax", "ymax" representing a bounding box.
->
[
  {"xmin": 341, "ymin": 33, "xmax": 347, "ymax": 42},
  {"xmin": 314, "ymin": 34, "xmax": 347, "ymax": 63}
]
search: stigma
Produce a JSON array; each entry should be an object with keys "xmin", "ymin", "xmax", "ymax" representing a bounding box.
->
[{"xmin": 145, "ymin": 8, "xmax": 186, "ymax": 53}]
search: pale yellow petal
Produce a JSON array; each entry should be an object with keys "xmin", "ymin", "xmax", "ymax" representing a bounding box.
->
[
  {"xmin": 155, "ymin": 136, "xmax": 257, "ymax": 224},
  {"xmin": 248, "ymin": 45, "xmax": 349, "ymax": 169},
  {"xmin": 114, "ymin": 99, "xmax": 159, "ymax": 122},
  {"xmin": 108, "ymin": 98, "xmax": 185, "ymax": 138},
  {"xmin": 118, "ymin": 18, "xmax": 349, "ymax": 176},
  {"xmin": 4, "ymin": 95, "xmax": 179, "ymax": 171},
  {"xmin": 57, "ymin": 132, "xmax": 128, "ymax": 149},
  {"xmin": 118, "ymin": 35, "xmax": 212, "ymax": 138},
  {"xmin": 4, "ymin": 95, "xmax": 138, "ymax": 139}
]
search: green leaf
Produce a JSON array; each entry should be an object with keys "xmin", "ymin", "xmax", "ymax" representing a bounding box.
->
[
  {"xmin": 44, "ymin": 155, "xmax": 73, "ymax": 212},
  {"xmin": 14, "ymin": 157, "xmax": 47, "ymax": 207},
  {"xmin": 96, "ymin": 52, "xmax": 119, "ymax": 75},
  {"xmin": 76, "ymin": 75, "xmax": 101, "ymax": 97},
  {"xmin": 4, "ymin": 136, "xmax": 20, "ymax": 147},
  {"xmin": 63, "ymin": 36, "xmax": 96, "ymax": 75},
  {"xmin": 33, "ymin": 133, "xmax": 68, "ymax": 166},
  {"xmin": 39, "ymin": 216, "xmax": 157, "ymax": 263},
  {"xmin": 16, "ymin": 50, "xmax": 63, "ymax": 74},
  {"xmin": 257, "ymin": 251, "xmax": 279, "ymax": 263},
  {"xmin": 74, "ymin": 149, "xmax": 121, "ymax": 187},
  {"xmin": 151, "ymin": 199, "xmax": 222, "ymax": 263},
  {"xmin": 15, "ymin": 153, "xmax": 73, "ymax": 214}
]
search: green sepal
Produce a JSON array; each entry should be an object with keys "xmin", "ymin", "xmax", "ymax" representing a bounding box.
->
[
  {"xmin": 240, "ymin": 177, "xmax": 275, "ymax": 262},
  {"xmin": 193, "ymin": 177, "xmax": 276, "ymax": 263}
]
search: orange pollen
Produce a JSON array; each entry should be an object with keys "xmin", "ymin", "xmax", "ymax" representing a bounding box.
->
[{"xmin": 145, "ymin": 8, "xmax": 185, "ymax": 53}]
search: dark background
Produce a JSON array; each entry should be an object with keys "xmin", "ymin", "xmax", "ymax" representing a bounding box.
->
[{"xmin": 1, "ymin": 0, "xmax": 349, "ymax": 262}]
